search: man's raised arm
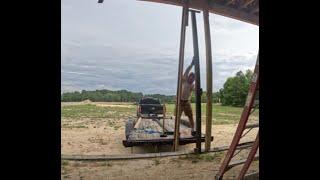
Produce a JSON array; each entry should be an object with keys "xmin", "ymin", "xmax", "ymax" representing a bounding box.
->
[{"xmin": 183, "ymin": 59, "xmax": 195, "ymax": 79}]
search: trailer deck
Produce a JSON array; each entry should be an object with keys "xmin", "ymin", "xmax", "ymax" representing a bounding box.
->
[{"xmin": 123, "ymin": 117, "xmax": 213, "ymax": 147}]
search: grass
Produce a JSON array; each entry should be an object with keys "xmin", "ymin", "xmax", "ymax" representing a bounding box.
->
[
  {"xmin": 178, "ymin": 154, "xmax": 200, "ymax": 163},
  {"xmin": 200, "ymin": 152, "xmax": 224, "ymax": 161},
  {"xmin": 61, "ymin": 103, "xmax": 258, "ymax": 125},
  {"xmin": 198, "ymin": 154, "xmax": 215, "ymax": 161},
  {"xmin": 62, "ymin": 160, "xmax": 69, "ymax": 166},
  {"xmin": 62, "ymin": 124, "xmax": 88, "ymax": 129},
  {"xmin": 61, "ymin": 161, "xmax": 70, "ymax": 176},
  {"xmin": 154, "ymin": 159, "xmax": 160, "ymax": 166},
  {"xmin": 101, "ymin": 162, "xmax": 112, "ymax": 167},
  {"xmin": 165, "ymin": 103, "xmax": 258, "ymax": 124},
  {"xmin": 61, "ymin": 104, "xmax": 136, "ymax": 119},
  {"xmin": 178, "ymin": 152, "xmax": 224, "ymax": 163}
]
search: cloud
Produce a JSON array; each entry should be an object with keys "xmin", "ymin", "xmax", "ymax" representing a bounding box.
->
[{"xmin": 61, "ymin": 0, "xmax": 259, "ymax": 95}]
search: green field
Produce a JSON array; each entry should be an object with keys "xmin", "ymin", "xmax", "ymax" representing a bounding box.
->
[
  {"xmin": 61, "ymin": 103, "xmax": 258, "ymax": 125},
  {"xmin": 61, "ymin": 104, "xmax": 135, "ymax": 119}
]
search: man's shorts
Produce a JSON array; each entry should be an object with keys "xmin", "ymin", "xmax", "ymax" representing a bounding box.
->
[{"xmin": 180, "ymin": 100, "xmax": 193, "ymax": 120}]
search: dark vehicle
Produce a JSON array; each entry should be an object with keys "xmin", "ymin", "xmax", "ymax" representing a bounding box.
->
[
  {"xmin": 136, "ymin": 97, "xmax": 165, "ymax": 118},
  {"xmin": 123, "ymin": 96, "xmax": 212, "ymax": 147},
  {"xmin": 125, "ymin": 97, "xmax": 165, "ymax": 139}
]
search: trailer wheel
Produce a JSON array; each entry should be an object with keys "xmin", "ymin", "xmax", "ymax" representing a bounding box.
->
[{"xmin": 125, "ymin": 119, "xmax": 134, "ymax": 139}]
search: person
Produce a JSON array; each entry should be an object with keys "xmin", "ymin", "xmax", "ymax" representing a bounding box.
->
[{"xmin": 179, "ymin": 59, "xmax": 196, "ymax": 134}]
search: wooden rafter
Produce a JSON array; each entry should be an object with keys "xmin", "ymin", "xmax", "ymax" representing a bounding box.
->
[
  {"xmin": 250, "ymin": 6, "xmax": 259, "ymax": 14},
  {"xmin": 208, "ymin": 0, "xmax": 258, "ymax": 25},
  {"xmin": 226, "ymin": 0, "xmax": 237, "ymax": 6},
  {"xmin": 240, "ymin": 0, "xmax": 256, "ymax": 9},
  {"xmin": 140, "ymin": 0, "xmax": 259, "ymax": 25}
]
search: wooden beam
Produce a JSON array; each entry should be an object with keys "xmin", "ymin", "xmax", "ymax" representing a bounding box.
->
[
  {"xmin": 240, "ymin": 0, "xmax": 256, "ymax": 9},
  {"xmin": 173, "ymin": 1, "xmax": 189, "ymax": 151},
  {"xmin": 203, "ymin": 8, "xmax": 213, "ymax": 152},
  {"xmin": 133, "ymin": 117, "xmax": 142, "ymax": 129},
  {"xmin": 159, "ymin": 119, "xmax": 173, "ymax": 132},
  {"xmin": 207, "ymin": 1, "xmax": 259, "ymax": 25},
  {"xmin": 61, "ymin": 141, "xmax": 254, "ymax": 161},
  {"xmin": 140, "ymin": 0, "xmax": 258, "ymax": 25},
  {"xmin": 250, "ymin": 6, "xmax": 259, "ymax": 14},
  {"xmin": 226, "ymin": 0, "xmax": 236, "ymax": 6}
]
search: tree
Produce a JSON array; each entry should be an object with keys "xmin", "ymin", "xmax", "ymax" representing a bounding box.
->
[
  {"xmin": 212, "ymin": 92, "xmax": 221, "ymax": 103},
  {"xmin": 220, "ymin": 69, "xmax": 253, "ymax": 107}
]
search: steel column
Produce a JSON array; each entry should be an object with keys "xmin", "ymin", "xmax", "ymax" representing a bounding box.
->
[{"xmin": 190, "ymin": 9, "xmax": 202, "ymax": 154}]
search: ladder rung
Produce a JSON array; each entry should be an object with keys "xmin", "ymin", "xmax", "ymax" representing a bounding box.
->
[
  {"xmin": 227, "ymin": 155, "xmax": 259, "ymax": 170},
  {"xmin": 237, "ymin": 141, "xmax": 254, "ymax": 148},
  {"xmin": 245, "ymin": 123, "xmax": 259, "ymax": 129}
]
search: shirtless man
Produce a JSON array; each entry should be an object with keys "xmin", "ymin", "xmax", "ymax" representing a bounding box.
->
[{"xmin": 179, "ymin": 59, "xmax": 196, "ymax": 133}]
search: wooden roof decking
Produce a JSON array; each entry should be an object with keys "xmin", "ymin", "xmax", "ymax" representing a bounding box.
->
[{"xmin": 140, "ymin": 0, "xmax": 259, "ymax": 26}]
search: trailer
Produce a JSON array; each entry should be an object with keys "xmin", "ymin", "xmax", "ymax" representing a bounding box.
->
[
  {"xmin": 123, "ymin": 96, "xmax": 213, "ymax": 148},
  {"xmin": 123, "ymin": 116, "xmax": 213, "ymax": 147}
]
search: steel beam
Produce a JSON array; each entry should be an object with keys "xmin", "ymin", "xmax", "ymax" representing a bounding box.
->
[{"xmin": 190, "ymin": 9, "xmax": 202, "ymax": 154}]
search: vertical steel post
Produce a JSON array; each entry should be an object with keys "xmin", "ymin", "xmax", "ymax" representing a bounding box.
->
[
  {"xmin": 190, "ymin": 9, "xmax": 202, "ymax": 154},
  {"xmin": 173, "ymin": 1, "xmax": 189, "ymax": 151},
  {"xmin": 203, "ymin": 8, "xmax": 213, "ymax": 152}
]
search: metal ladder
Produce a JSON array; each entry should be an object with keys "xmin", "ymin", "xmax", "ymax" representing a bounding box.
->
[{"xmin": 215, "ymin": 52, "xmax": 259, "ymax": 180}]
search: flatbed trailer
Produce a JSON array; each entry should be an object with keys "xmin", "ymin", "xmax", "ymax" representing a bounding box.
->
[{"xmin": 123, "ymin": 116, "xmax": 213, "ymax": 147}]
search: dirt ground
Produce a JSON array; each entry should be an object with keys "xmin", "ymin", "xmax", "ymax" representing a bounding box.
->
[{"xmin": 61, "ymin": 102, "xmax": 259, "ymax": 180}]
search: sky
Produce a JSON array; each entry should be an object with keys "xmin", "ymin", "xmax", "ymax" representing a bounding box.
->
[{"xmin": 62, "ymin": 0, "xmax": 259, "ymax": 95}]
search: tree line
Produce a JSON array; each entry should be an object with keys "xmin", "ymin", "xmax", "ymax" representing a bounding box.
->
[
  {"xmin": 61, "ymin": 89, "xmax": 219, "ymax": 104},
  {"xmin": 61, "ymin": 69, "xmax": 257, "ymax": 107}
]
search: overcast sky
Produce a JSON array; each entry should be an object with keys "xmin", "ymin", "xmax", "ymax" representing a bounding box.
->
[{"xmin": 62, "ymin": 0, "xmax": 259, "ymax": 95}]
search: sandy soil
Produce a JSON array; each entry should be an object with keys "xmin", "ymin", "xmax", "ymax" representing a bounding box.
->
[
  {"xmin": 61, "ymin": 102, "xmax": 259, "ymax": 180},
  {"xmin": 62, "ymin": 121, "xmax": 257, "ymax": 155},
  {"xmin": 62, "ymin": 156, "xmax": 259, "ymax": 180}
]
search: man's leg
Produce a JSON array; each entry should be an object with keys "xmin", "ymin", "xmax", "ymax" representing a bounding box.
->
[
  {"xmin": 175, "ymin": 101, "xmax": 184, "ymax": 117},
  {"xmin": 185, "ymin": 101, "xmax": 194, "ymax": 130}
]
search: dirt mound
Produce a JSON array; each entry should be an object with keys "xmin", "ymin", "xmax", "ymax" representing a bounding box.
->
[{"xmin": 81, "ymin": 99, "xmax": 92, "ymax": 104}]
